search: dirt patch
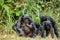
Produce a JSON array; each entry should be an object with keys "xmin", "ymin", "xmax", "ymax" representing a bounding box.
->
[{"xmin": 0, "ymin": 33, "xmax": 60, "ymax": 40}]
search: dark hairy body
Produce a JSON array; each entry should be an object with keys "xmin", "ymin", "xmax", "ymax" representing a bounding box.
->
[
  {"xmin": 39, "ymin": 14, "xmax": 59, "ymax": 38},
  {"xmin": 12, "ymin": 14, "xmax": 37, "ymax": 37}
]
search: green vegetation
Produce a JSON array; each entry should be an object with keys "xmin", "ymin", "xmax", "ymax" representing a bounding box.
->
[{"xmin": 0, "ymin": 0, "xmax": 60, "ymax": 40}]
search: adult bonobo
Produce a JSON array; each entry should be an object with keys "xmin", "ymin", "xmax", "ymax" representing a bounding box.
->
[
  {"xmin": 39, "ymin": 14, "xmax": 59, "ymax": 38},
  {"xmin": 12, "ymin": 14, "xmax": 37, "ymax": 37}
]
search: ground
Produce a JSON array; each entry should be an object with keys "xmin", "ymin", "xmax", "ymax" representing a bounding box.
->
[
  {"xmin": 0, "ymin": 33, "xmax": 60, "ymax": 40},
  {"xmin": 0, "ymin": 27, "xmax": 60, "ymax": 40}
]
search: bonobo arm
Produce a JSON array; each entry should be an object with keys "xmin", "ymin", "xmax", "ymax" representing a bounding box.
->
[
  {"xmin": 49, "ymin": 17, "xmax": 59, "ymax": 38},
  {"xmin": 12, "ymin": 16, "xmax": 23, "ymax": 34},
  {"xmin": 40, "ymin": 22, "xmax": 45, "ymax": 38},
  {"xmin": 49, "ymin": 23, "xmax": 54, "ymax": 38},
  {"xmin": 53, "ymin": 23, "xmax": 59, "ymax": 38},
  {"xmin": 12, "ymin": 16, "xmax": 21, "ymax": 30},
  {"xmin": 31, "ymin": 23, "xmax": 37, "ymax": 37},
  {"xmin": 40, "ymin": 26, "xmax": 45, "ymax": 38}
]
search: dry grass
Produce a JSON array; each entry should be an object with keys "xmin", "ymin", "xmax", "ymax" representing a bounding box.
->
[{"xmin": 0, "ymin": 33, "xmax": 60, "ymax": 40}]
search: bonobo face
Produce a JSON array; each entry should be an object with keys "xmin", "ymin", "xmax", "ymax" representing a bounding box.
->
[{"xmin": 20, "ymin": 23, "xmax": 31, "ymax": 36}]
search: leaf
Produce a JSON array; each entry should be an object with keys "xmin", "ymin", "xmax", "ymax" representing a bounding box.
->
[
  {"xmin": 7, "ymin": 0, "xmax": 12, "ymax": 2},
  {"xmin": 0, "ymin": 0, "xmax": 4, "ymax": 5},
  {"xmin": 2, "ymin": 4, "xmax": 10, "ymax": 14},
  {"xmin": 35, "ymin": 17, "xmax": 40, "ymax": 23}
]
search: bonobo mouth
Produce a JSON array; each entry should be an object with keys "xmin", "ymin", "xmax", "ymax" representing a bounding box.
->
[{"xmin": 23, "ymin": 26, "xmax": 31, "ymax": 35}]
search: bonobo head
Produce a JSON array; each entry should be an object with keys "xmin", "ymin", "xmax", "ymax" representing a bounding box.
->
[
  {"xmin": 12, "ymin": 14, "xmax": 33, "ymax": 37},
  {"xmin": 39, "ymin": 14, "xmax": 47, "ymax": 21},
  {"xmin": 21, "ymin": 14, "xmax": 32, "ymax": 24}
]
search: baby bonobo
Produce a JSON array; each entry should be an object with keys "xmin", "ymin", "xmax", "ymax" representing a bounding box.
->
[
  {"xmin": 12, "ymin": 14, "xmax": 37, "ymax": 38},
  {"xmin": 39, "ymin": 14, "xmax": 59, "ymax": 38}
]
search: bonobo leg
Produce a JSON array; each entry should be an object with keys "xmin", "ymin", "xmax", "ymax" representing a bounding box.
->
[
  {"xmin": 46, "ymin": 30, "xmax": 49, "ymax": 37},
  {"xmin": 46, "ymin": 21, "xmax": 54, "ymax": 38},
  {"xmin": 41, "ymin": 27, "xmax": 45, "ymax": 38},
  {"xmin": 40, "ymin": 23, "xmax": 45, "ymax": 38},
  {"xmin": 43, "ymin": 21, "xmax": 54, "ymax": 38},
  {"xmin": 53, "ymin": 24, "xmax": 59, "ymax": 38},
  {"xmin": 49, "ymin": 24, "xmax": 54, "ymax": 38}
]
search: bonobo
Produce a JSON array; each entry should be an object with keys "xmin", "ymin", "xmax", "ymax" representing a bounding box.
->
[
  {"xmin": 33, "ymin": 22, "xmax": 43, "ymax": 36},
  {"xmin": 12, "ymin": 14, "xmax": 37, "ymax": 37},
  {"xmin": 39, "ymin": 14, "xmax": 59, "ymax": 38}
]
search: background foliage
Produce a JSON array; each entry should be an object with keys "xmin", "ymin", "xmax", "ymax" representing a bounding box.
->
[{"xmin": 0, "ymin": 0, "xmax": 60, "ymax": 34}]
